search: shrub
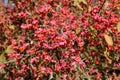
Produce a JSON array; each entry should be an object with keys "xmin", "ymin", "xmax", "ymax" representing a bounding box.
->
[{"xmin": 0, "ymin": 0, "xmax": 120, "ymax": 80}]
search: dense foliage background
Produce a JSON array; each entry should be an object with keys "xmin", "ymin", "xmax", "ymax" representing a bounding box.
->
[{"xmin": 0, "ymin": 0, "xmax": 120, "ymax": 80}]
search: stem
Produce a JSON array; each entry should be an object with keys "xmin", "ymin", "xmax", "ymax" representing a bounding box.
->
[
  {"xmin": 98, "ymin": 0, "xmax": 106, "ymax": 13},
  {"xmin": 0, "ymin": 59, "xmax": 16, "ymax": 64},
  {"xmin": 82, "ymin": 68, "xmax": 91, "ymax": 80}
]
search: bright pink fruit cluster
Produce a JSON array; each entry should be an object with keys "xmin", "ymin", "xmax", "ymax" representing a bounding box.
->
[{"xmin": 0, "ymin": 0, "xmax": 120, "ymax": 80}]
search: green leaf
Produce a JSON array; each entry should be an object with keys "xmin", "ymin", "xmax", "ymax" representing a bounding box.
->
[
  {"xmin": 5, "ymin": 46, "xmax": 15, "ymax": 54},
  {"xmin": 0, "ymin": 53, "xmax": 6, "ymax": 63},
  {"xmin": 89, "ymin": 26, "xmax": 95, "ymax": 31},
  {"xmin": 73, "ymin": 0, "xmax": 87, "ymax": 10},
  {"xmin": 90, "ymin": 46, "xmax": 98, "ymax": 52},
  {"xmin": 20, "ymin": 77, "xmax": 24, "ymax": 80},
  {"xmin": 8, "ymin": 25, "xmax": 15, "ymax": 30},
  {"xmin": 103, "ymin": 1, "xmax": 109, "ymax": 9},
  {"xmin": 104, "ymin": 48, "xmax": 109, "ymax": 57},
  {"xmin": 88, "ymin": 6, "xmax": 92, "ymax": 12},
  {"xmin": 114, "ymin": 54, "xmax": 120, "ymax": 61},
  {"xmin": 117, "ymin": 21, "xmax": 120, "ymax": 32},
  {"xmin": 76, "ymin": 28, "xmax": 81, "ymax": 35},
  {"xmin": 49, "ymin": 72, "xmax": 53, "ymax": 80},
  {"xmin": 75, "ymin": 76, "xmax": 80, "ymax": 80},
  {"xmin": 104, "ymin": 34, "xmax": 113, "ymax": 46},
  {"xmin": 102, "ymin": 62, "xmax": 107, "ymax": 68},
  {"xmin": 104, "ymin": 48, "xmax": 112, "ymax": 64},
  {"xmin": 80, "ymin": 0, "xmax": 87, "ymax": 5}
]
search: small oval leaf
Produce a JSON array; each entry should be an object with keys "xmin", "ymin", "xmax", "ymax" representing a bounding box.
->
[
  {"xmin": 117, "ymin": 21, "xmax": 120, "ymax": 32},
  {"xmin": 8, "ymin": 25, "xmax": 15, "ymax": 30},
  {"xmin": 76, "ymin": 28, "xmax": 81, "ymax": 35},
  {"xmin": 104, "ymin": 49, "xmax": 110, "ymax": 57},
  {"xmin": 5, "ymin": 46, "xmax": 15, "ymax": 53},
  {"xmin": 104, "ymin": 34, "xmax": 113, "ymax": 46},
  {"xmin": 0, "ymin": 53, "xmax": 6, "ymax": 63}
]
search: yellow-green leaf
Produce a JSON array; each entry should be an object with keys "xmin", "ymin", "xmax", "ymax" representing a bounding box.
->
[
  {"xmin": 8, "ymin": 25, "xmax": 15, "ymax": 30},
  {"xmin": 90, "ymin": 46, "xmax": 98, "ymax": 52},
  {"xmin": 80, "ymin": 0, "xmax": 87, "ymax": 5},
  {"xmin": 89, "ymin": 26, "xmax": 95, "ymax": 31},
  {"xmin": 104, "ymin": 48, "xmax": 112, "ymax": 64},
  {"xmin": 5, "ymin": 46, "xmax": 15, "ymax": 53},
  {"xmin": 73, "ymin": 0, "xmax": 87, "ymax": 10},
  {"xmin": 0, "ymin": 53, "xmax": 6, "ymax": 63},
  {"xmin": 20, "ymin": 77, "xmax": 24, "ymax": 80},
  {"xmin": 104, "ymin": 1, "xmax": 109, "ymax": 9},
  {"xmin": 117, "ymin": 21, "xmax": 120, "ymax": 32},
  {"xmin": 76, "ymin": 28, "xmax": 81, "ymax": 35},
  {"xmin": 88, "ymin": 6, "xmax": 92, "ymax": 12},
  {"xmin": 104, "ymin": 49, "xmax": 110, "ymax": 57},
  {"xmin": 107, "ymin": 57, "xmax": 112, "ymax": 64},
  {"xmin": 73, "ymin": 0, "xmax": 82, "ymax": 10},
  {"xmin": 104, "ymin": 34, "xmax": 113, "ymax": 46}
]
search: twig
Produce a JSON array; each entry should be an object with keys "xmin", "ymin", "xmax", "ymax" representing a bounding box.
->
[
  {"xmin": 82, "ymin": 68, "xmax": 91, "ymax": 80},
  {"xmin": 0, "ymin": 59, "xmax": 16, "ymax": 64}
]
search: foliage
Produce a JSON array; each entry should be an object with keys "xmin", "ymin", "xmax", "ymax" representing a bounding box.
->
[{"xmin": 0, "ymin": 0, "xmax": 120, "ymax": 80}]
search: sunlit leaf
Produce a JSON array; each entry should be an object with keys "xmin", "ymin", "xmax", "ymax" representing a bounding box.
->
[
  {"xmin": 104, "ymin": 48, "xmax": 112, "ymax": 64},
  {"xmin": 104, "ymin": 34, "xmax": 113, "ymax": 46},
  {"xmin": 114, "ymin": 54, "xmax": 120, "ymax": 61},
  {"xmin": 20, "ymin": 77, "xmax": 24, "ymax": 80},
  {"xmin": 117, "ymin": 21, "xmax": 120, "ymax": 32},
  {"xmin": 8, "ymin": 25, "xmax": 15, "ymax": 30},
  {"xmin": 73, "ymin": 0, "xmax": 82, "ymax": 10},
  {"xmin": 0, "ymin": 53, "xmax": 6, "ymax": 63},
  {"xmin": 76, "ymin": 28, "xmax": 81, "ymax": 35},
  {"xmin": 75, "ymin": 76, "xmax": 80, "ymax": 80},
  {"xmin": 79, "ymin": 0, "xmax": 87, "ymax": 5},
  {"xmin": 102, "ymin": 62, "xmax": 107, "ymax": 68},
  {"xmin": 88, "ymin": 6, "xmax": 92, "ymax": 12},
  {"xmin": 104, "ymin": 48, "xmax": 110, "ymax": 57},
  {"xmin": 89, "ymin": 26, "xmax": 95, "ymax": 31},
  {"xmin": 107, "ymin": 57, "xmax": 112, "ymax": 64},
  {"xmin": 73, "ymin": 0, "xmax": 87, "ymax": 10},
  {"xmin": 104, "ymin": 1, "xmax": 109, "ymax": 9},
  {"xmin": 5, "ymin": 46, "xmax": 15, "ymax": 53},
  {"xmin": 49, "ymin": 72, "xmax": 53, "ymax": 80},
  {"xmin": 90, "ymin": 46, "xmax": 98, "ymax": 52}
]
